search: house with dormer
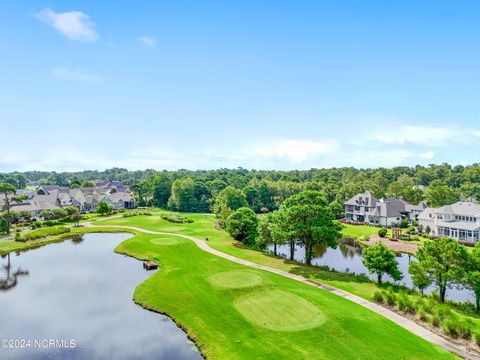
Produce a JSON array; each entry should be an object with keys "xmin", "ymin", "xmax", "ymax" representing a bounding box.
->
[
  {"xmin": 418, "ymin": 201, "xmax": 480, "ymax": 242},
  {"xmin": 344, "ymin": 191, "xmax": 427, "ymax": 227}
]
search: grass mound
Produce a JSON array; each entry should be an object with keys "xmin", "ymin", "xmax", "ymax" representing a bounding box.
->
[
  {"xmin": 208, "ymin": 270, "xmax": 263, "ymax": 289},
  {"xmin": 150, "ymin": 237, "xmax": 183, "ymax": 246},
  {"xmin": 234, "ymin": 289, "xmax": 326, "ymax": 331}
]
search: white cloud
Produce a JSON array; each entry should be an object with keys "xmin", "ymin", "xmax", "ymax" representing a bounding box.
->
[
  {"xmin": 419, "ymin": 150, "xmax": 435, "ymax": 159},
  {"xmin": 255, "ymin": 139, "xmax": 339, "ymax": 163},
  {"xmin": 376, "ymin": 125, "xmax": 456, "ymax": 146},
  {"xmin": 137, "ymin": 36, "xmax": 157, "ymax": 47},
  {"xmin": 474, "ymin": 130, "xmax": 480, "ymax": 138},
  {"xmin": 52, "ymin": 67, "xmax": 104, "ymax": 82},
  {"xmin": 36, "ymin": 8, "xmax": 98, "ymax": 42}
]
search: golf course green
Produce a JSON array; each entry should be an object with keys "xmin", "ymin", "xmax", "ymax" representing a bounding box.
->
[
  {"xmin": 91, "ymin": 213, "xmax": 458, "ymax": 359},
  {"xmin": 208, "ymin": 270, "xmax": 264, "ymax": 289}
]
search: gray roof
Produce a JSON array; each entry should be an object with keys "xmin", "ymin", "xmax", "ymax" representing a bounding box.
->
[
  {"xmin": 418, "ymin": 207, "xmax": 436, "ymax": 221},
  {"xmin": 345, "ymin": 191, "xmax": 378, "ymax": 207},
  {"xmin": 405, "ymin": 201, "xmax": 427, "ymax": 212},
  {"xmin": 434, "ymin": 202, "xmax": 480, "ymax": 217},
  {"xmin": 436, "ymin": 220, "xmax": 480, "ymax": 231},
  {"xmin": 367, "ymin": 198, "xmax": 406, "ymax": 218},
  {"xmin": 346, "ymin": 191, "xmax": 426, "ymax": 218}
]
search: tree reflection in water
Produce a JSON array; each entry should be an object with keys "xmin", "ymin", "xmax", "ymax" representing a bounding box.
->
[{"xmin": 0, "ymin": 253, "xmax": 29, "ymax": 291}]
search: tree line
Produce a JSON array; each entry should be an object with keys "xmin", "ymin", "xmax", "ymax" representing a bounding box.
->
[{"xmin": 2, "ymin": 164, "xmax": 480, "ymax": 215}]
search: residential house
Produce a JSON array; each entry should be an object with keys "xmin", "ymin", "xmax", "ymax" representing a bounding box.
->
[
  {"xmin": 418, "ymin": 201, "xmax": 480, "ymax": 242},
  {"xmin": 344, "ymin": 191, "xmax": 427, "ymax": 227},
  {"xmin": 2, "ymin": 181, "xmax": 135, "ymax": 219}
]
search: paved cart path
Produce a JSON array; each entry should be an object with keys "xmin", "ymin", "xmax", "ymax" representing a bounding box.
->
[{"xmin": 85, "ymin": 223, "xmax": 479, "ymax": 359}]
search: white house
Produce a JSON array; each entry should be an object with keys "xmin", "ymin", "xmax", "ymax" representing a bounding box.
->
[
  {"xmin": 418, "ymin": 201, "xmax": 480, "ymax": 242},
  {"xmin": 344, "ymin": 191, "xmax": 427, "ymax": 227}
]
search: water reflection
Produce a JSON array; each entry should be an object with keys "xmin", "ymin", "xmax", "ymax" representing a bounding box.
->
[
  {"xmin": 270, "ymin": 239, "xmax": 475, "ymax": 303},
  {"xmin": 0, "ymin": 233, "xmax": 201, "ymax": 360},
  {"xmin": 0, "ymin": 253, "xmax": 29, "ymax": 291}
]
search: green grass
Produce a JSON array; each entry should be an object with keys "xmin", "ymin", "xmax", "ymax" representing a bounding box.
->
[
  {"xmin": 341, "ymin": 224, "xmax": 406, "ymax": 239},
  {"xmin": 233, "ymin": 289, "xmax": 327, "ymax": 331},
  {"xmin": 15, "ymin": 226, "xmax": 71, "ymax": 241},
  {"xmin": 208, "ymin": 270, "xmax": 263, "ymax": 289},
  {"xmin": 341, "ymin": 223, "xmax": 381, "ymax": 238},
  {"xmin": 0, "ymin": 213, "xmax": 459, "ymax": 358},
  {"xmin": 0, "ymin": 211, "xmax": 467, "ymax": 358},
  {"xmin": 92, "ymin": 213, "xmax": 383, "ymax": 300},
  {"xmin": 115, "ymin": 231, "xmax": 456, "ymax": 359}
]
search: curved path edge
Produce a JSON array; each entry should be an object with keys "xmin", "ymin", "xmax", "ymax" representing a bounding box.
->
[{"xmin": 85, "ymin": 223, "xmax": 479, "ymax": 359}]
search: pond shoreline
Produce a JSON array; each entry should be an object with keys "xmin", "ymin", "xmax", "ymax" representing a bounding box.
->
[
  {"xmin": 0, "ymin": 232, "xmax": 201, "ymax": 360},
  {"xmin": 113, "ymin": 246, "xmax": 208, "ymax": 360}
]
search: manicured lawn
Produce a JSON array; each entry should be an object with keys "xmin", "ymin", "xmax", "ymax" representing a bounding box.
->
[
  {"xmin": 341, "ymin": 223, "xmax": 382, "ymax": 238},
  {"xmin": 92, "ymin": 213, "xmax": 388, "ymax": 300},
  {"xmin": 114, "ymin": 230, "xmax": 456, "ymax": 359}
]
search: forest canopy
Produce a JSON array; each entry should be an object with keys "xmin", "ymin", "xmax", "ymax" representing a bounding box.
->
[{"xmin": 2, "ymin": 163, "xmax": 480, "ymax": 213}]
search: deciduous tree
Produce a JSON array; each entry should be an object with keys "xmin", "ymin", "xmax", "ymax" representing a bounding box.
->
[
  {"xmin": 281, "ymin": 190, "xmax": 341, "ymax": 265},
  {"xmin": 464, "ymin": 243, "xmax": 480, "ymax": 312},
  {"xmin": 225, "ymin": 207, "xmax": 258, "ymax": 246},
  {"xmin": 362, "ymin": 243, "xmax": 402, "ymax": 285},
  {"xmin": 415, "ymin": 238, "xmax": 468, "ymax": 302},
  {"xmin": 408, "ymin": 261, "xmax": 431, "ymax": 296}
]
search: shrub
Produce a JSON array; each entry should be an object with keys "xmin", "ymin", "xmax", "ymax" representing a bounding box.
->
[
  {"xmin": 416, "ymin": 307, "xmax": 428, "ymax": 322},
  {"xmin": 414, "ymin": 297, "xmax": 425, "ymax": 309},
  {"xmin": 160, "ymin": 214, "xmax": 194, "ymax": 223},
  {"xmin": 400, "ymin": 217, "xmax": 409, "ymax": 228},
  {"xmin": 122, "ymin": 210, "xmax": 152, "ymax": 218},
  {"xmin": 39, "ymin": 208, "xmax": 68, "ymax": 221},
  {"xmin": 378, "ymin": 227, "xmax": 388, "ymax": 238},
  {"xmin": 373, "ymin": 291, "xmax": 384, "ymax": 304},
  {"xmin": 397, "ymin": 294, "xmax": 416, "ymax": 314},
  {"xmin": 31, "ymin": 222, "xmax": 42, "ymax": 229},
  {"xmin": 442, "ymin": 316, "xmax": 460, "ymax": 338},
  {"xmin": 435, "ymin": 306, "xmax": 452, "ymax": 320},
  {"xmin": 473, "ymin": 331, "xmax": 480, "ymax": 347},
  {"xmin": 42, "ymin": 220, "xmax": 61, "ymax": 227},
  {"xmin": 404, "ymin": 297, "xmax": 416, "ymax": 314},
  {"xmin": 357, "ymin": 235, "xmax": 369, "ymax": 242},
  {"xmin": 457, "ymin": 320, "xmax": 472, "ymax": 340},
  {"xmin": 397, "ymin": 294, "xmax": 407, "ymax": 312},
  {"xmin": 431, "ymin": 315, "xmax": 441, "ymax": 327},
  {"xmin": 16, "ymin": 226, "xmax": 71, "ymax": 242},
  {"xmin": 385, "ymin": 291, "xmax": 397, "ymax": 307}
]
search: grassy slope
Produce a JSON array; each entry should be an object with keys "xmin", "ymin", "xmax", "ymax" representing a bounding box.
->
[{"xmin": 114, "ymin": 230, "xmax": 455, "ymax": 360}]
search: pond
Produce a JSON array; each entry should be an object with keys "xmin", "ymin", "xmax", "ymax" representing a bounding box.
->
[
  {"xmin": 270, "ymin": 241, "xmax": 475, "ymax": 303},
  {"xmin": 0, "ymin": 233, "xmax": 202, "ymax": 360}
]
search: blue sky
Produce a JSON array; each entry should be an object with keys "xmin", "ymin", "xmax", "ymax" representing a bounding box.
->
[{"xmin": 1, "ymin": 1, "xmax": 479, "ymax": 172}]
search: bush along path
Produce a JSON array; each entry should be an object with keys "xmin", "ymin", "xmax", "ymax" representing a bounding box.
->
[{"xmin": 83, "ymin": 222, "xmax": 479, "ymax": 359}]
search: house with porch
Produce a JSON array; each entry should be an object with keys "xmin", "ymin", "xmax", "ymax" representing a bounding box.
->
[
  {"xmin": 344, "ymin": 191, "xmax": 427, "ymax": 227},
  {"xmin": 418, "ymin": 201, "xmax": 480, "ymax": 242}
]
